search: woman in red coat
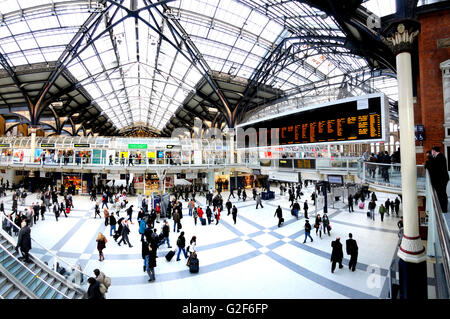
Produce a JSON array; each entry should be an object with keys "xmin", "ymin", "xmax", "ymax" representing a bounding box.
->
[{"xmin": 215, "ymin": 208, "xmax": 221, "ymax": 225}]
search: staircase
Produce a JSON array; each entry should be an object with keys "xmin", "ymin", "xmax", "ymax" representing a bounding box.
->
[{"xmin": 0, "ymin": 230, "xmax": 86, "ymax": 299}]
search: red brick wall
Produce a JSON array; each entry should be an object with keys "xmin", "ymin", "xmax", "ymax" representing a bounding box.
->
[{"xmin": 416, "ymin": 9, "xmax": 450, "ymax": 163}]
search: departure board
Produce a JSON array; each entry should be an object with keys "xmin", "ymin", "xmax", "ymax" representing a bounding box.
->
[{"xmin": 236, "ymin": 94, "xmax": 387, "ymax": 148}]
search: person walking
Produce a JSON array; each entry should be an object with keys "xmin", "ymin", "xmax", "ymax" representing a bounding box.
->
[
  {"xmin": 255, "ymin": 193, "xmax": 264, "ymax": 209},
  {"xmin": 242, "ymin": 189, "xmax": 247, "ymax": 202},
  {"xmin": 314, "ymin": 214, "xmax": 322, "ymax": 238},
  {"xmin": 303, "ymin": 200, "xmax": 309, "ymax": 219},
  {"xmin": 394, "ymin": 197, "xmax": 401, "ymax": 217},
  {"xmin": 384, "ymin": 199, "xmax": 391, "ymax": 216},
  {"xmin": 231, "ymin": 205, "xmax": 238, "ymax": 224},
  {"xmin": 206, "ymin": 206, "xmax": 212, "ymax": 225},
  {"xmin": 96, "ymin": 232, "xmax": 107, "ymax": 261},
  {"xmin": 109, "ymin": 212, "xmax": 117, "ymax": 236},
  {"xmin": 226, "ymin": 199, "xmax": 232, "ymax": 216},
  {"xmin": 331, "ymin": 237, "xmax": 344, "ymax": 273},
  {"xmin": 145, "ymin": 244, "xmax": 157, "ymax": 282},
  {"xmin": 215, "ymin": 207, "xmax": 221, "ymax": 225},
  {"xmin": 15, "ymin": 220, "xmax": 32, "ymax": 263},
  {"xmin": 158, "ymin": 220, "xmax": 172, "ymax": 248},
  {"xmin": 228, "ymin": 187, "xmax": 235, "ymax": 200},
  {"xmin": 346, "ymin": 233, "xmax": 358, "ymax": 272},
  {"xmin": 94, "ymin": 201, "xmax": 101, "ymax": 219},
  {"xmin": 188, "ymin": 199, "xmax": 195, "ymax": 217},
  {"xmin": 176, "ymin": 231, "xmax": 188, "ymax": 261},
  {"xmin": 103, "ymin": 208, "xmax": 110, "ymax": 226},
  {"xmin": 303, "ymin": 219, "xmax": 314, "ymax": 243},
  {"xmin": 117, "ymin": 219, "xmax": 133, "ymax": 248},
  {"xmin": 379, "ymin": 204, "xmax": 387, "ymax": 222},
  {"xmin": 48, "ymin": 200, "xmax": 57, "ymax": 221},
  {"xmin": 274, "ymin": 205, "xmax": 283, "ymax": 227},
  {"xmin": 348, "ymin": 194, "xmax": 354, "ymax": 212},
  {"xmin": 126, "ymin": 205, "xmax": 134, "ymax": 224},
  {"xmin": 322, "ymin": 213, "xmax": 331, "ymax": 236},
  {"xmin": 368, "ymin": 199, "xmax": 376, "ymax": 221},
  {"xmin": 193, "ymin": 207, "xmax": 199, "ymax": 226},
  {"xmin": 173, "ymin": 209, "xmax": 181, "ymax": 232}
]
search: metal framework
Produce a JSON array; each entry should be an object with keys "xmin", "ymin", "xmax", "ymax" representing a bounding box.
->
[{"xmin": 0, "ymin": 0, "xmax": 437, "ymax": 138}]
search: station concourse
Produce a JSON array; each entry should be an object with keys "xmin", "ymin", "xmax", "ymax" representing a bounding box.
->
[{"xmin": 0, "ymin": 0, "xmax": 449, "ymax": 300}]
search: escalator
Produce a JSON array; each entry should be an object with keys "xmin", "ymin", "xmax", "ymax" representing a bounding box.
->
[{"xmin": 0, "ymin": 230, "xmax": 86, "ymax": 299}]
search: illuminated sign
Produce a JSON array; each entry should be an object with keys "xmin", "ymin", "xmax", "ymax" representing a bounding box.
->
[
  {"xmin": 128, "ymin": 144, "xmax": 147, "ymax": 149},
  {"xmin": 40, "ymin": 143, "xmax": 55, "ymax": 148},
  {"xmin": 0, "ymin": 144, "xmax": 10, "ymax": 148},
  {"xmin": 236, "ymin": 93, "xmax": 388, "ymax": 148},
  {"xmin": 74, "ymin": 144, "xmax": 90, "ymax": 148}
]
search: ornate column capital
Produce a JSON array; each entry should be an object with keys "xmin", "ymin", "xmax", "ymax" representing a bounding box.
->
[{"xmin": 382, "ymin": 19, "xmax": 421, "ymax": 55}]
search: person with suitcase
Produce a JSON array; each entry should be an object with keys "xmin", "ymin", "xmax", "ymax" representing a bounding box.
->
[
  {"xmin": 206, "ymin": 206, "xmax": 212, "ymax": 225},
  {"xmin": 189, "ymin": 252, "xmax": 200, "ymax": 273},
  {"xmin": 274, "ymin": 206, "xmax": 283, "ymax": 227},
  {"xmin": 176, "ymin": 231, "xmax": 188, "ymax": 261}
]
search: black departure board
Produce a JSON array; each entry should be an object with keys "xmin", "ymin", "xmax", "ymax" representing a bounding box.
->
[{"xmin": 237, "ymin": 95, "xmax": 385, "ymax": 148}]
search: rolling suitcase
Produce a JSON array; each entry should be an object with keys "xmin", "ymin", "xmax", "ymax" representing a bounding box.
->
[
  {"xmin": 201, "ymin": 218, "xmax": 206, "ymax": 226},
  {"xmin": 189, "ymin": 256, "xmax": 199, "ymax": 273},
  {"xmin": 165, "ymin": 250, "xmax": 175, "ymax": 262},
  {"xmin": 367, "ymin": 211, "xmax": 371, "ymax": 218}
]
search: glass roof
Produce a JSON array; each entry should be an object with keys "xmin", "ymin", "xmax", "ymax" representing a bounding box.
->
[{"xmin": 0, "ymin": 0, "xmax": 398, "ymax": 133}]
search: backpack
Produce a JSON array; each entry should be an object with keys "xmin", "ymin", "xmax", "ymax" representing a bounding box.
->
[{"xmin": 104, "ymin": 276, "xmax": 111, "ymax": 288}]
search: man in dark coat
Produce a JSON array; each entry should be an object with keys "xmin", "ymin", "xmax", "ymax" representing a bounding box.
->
[
  {"xmin": 274, "ymin": 206, "xmax": 283, "ymax": 227},
  {"xmin": 15, "ymin": 221, "xmax": 32, "ymax": 263},
  {"xmin": 427, "ymin": 146, "xmax": 449, "ymax": 213},
  {"xmin": 226, "ymin": 199, "xmax": 232, "ymax": 216},
  {"xmin": 232, "ymin": 205, "xmax": 238, "ymax": 224},
  {"xmin": 87, "ymin": 277, "xmax": 104, "ymax": 299},
  {"xmin": 346, "ymin": 233, "xmax": 358, "ymax": 272},
  {"xmin": 146, "ymin": 245, "xmax": 157, "ymax": 282},
  {"xmin": 117, "ymin": 220, "xmax": 133, "ymax": 247},
  {"xmin": 348, "ymin": 194, "xmax": 354, "ymax": 212},
  {"xmin": 331, "ymin": 237, "xmax": 344, "ymax": 273}
]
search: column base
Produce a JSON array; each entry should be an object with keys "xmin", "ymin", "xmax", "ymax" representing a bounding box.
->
[{"xmin": 398, "ymin": 258, "xmax": 428, "ymax": 299}]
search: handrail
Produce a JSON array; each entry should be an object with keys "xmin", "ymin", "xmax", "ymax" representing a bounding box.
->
[
  {"xmin": 426, "ymin": 170, "xmax": 450, "ymax": 296},
  {"xmin": 0, "ymin": 241, "xmax": 70, "ymax": 299},
  {"xmin": 0, "ymin": 213, "xmax": 90, "ymax": 290}
]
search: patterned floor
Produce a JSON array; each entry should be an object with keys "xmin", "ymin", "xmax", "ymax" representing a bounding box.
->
[{"xmin": 4, "ymin": 184, "xmax": 433, "ymax": 299}]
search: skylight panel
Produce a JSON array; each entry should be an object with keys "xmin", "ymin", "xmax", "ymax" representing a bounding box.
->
[
  {"xmin": 1, "ymin": 41, "xmax": 20, "ymax": 54},
  {"xmin": 23, "ymin": 51, "xmax": 46, "ymax": 64},
  {"xmin": 7, "ymin": 54, "xmax": 27, "ymax": 66},
  {"xmin": 0, "ymin": 26, "xmax": 11, "ymax": 39},
  {"xmin": 0, "ymin": 0, "xmax": 20, "ymax": 14}
]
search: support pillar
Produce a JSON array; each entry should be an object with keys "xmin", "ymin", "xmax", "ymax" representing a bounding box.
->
[
  {"xmin": 226, "ymin": 129, "xmax": 235, "ymax": 164},
  {"xmin": 384, "ymin": 20, "xmax": 427, "ymax": 299},
  {"xmin": 29, "ymin": 127, "xmax": 37, "ymax": 163}
]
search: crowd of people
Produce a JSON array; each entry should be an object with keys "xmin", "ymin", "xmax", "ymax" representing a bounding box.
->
[{"xmin": 0, "ymin": 167, "xmax": 417, "ymax": 298}]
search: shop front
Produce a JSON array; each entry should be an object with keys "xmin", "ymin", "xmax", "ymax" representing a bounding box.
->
[
  {"xmin": 214, "ymin": 173, "xmax": 229, "ymax": 191},
  {"xmin": 62, "ymin": 173, "xmax": 82, "ymax": 194},
  {"xmin": 145, "ymin": 173, "xmax": 160, "ymax": 195}
]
